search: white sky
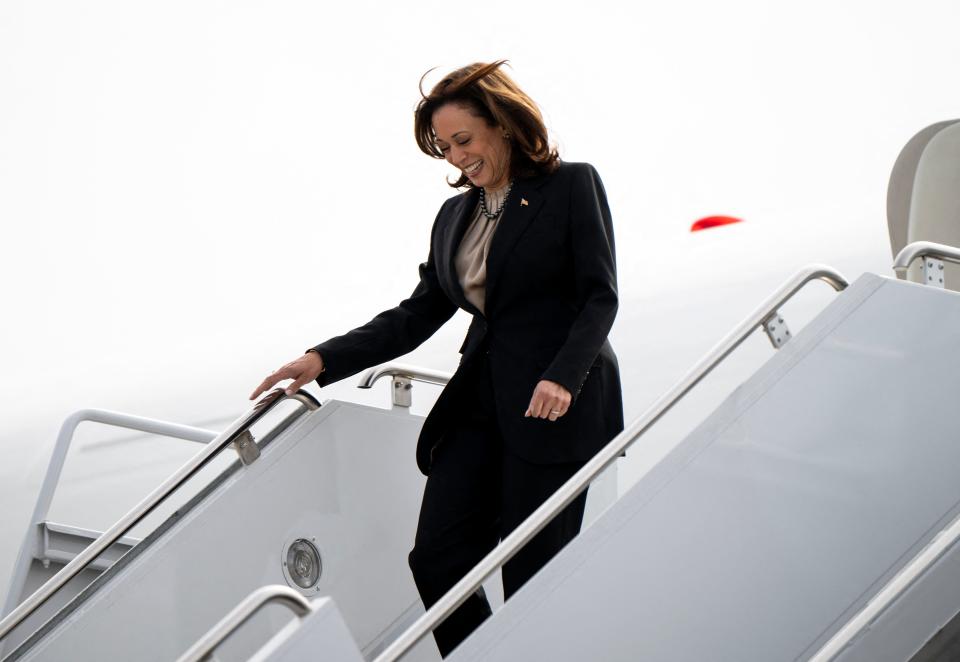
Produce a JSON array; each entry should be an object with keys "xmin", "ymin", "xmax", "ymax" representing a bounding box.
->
[{"xmin": 0, "ymin": 0, "xmax": 957, "ymax": 597}]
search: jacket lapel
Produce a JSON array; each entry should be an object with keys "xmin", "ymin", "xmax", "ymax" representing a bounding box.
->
[{"xmin": 484, "ymin": 175, "xmax": 547, "ymax": 306}]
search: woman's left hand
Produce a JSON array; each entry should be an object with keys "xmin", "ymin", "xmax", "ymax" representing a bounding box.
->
[{"xmin": 525, "ymin": 380, "xmax": 572, "ymax": 422}]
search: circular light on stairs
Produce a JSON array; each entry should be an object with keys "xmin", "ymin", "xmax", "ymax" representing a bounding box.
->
[{"xmin": 284, "ymin": 538, "xmax": 322, "ymax": 590}]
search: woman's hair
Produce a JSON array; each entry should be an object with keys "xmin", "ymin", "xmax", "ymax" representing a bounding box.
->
[{"xmin": 414, "ymin": 60, "xmax": 560, "ymax": 189}]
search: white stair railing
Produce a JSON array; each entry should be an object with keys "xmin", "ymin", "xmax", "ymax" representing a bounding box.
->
[{"xmin": 0, "ymin": 389, "xmax": 320, "ymax": 645}]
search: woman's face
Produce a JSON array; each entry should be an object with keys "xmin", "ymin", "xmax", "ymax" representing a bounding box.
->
[{"xmin": 432, "ymin": 102, "xmax": 511, "ymax": 190}]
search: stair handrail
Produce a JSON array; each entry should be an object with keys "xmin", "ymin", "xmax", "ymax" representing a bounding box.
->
[
  {"xmin": 0, "ymin": 389, "xmax": 320, "ymax": 644},
  {"xmin": 892, "ymin": 240, "xmax": 960, "ymax": 274},
  {"xmin": 1, "ymin": 410, "xmax": 219, "ymax": 622},
  {"xmin": 174, "ymin": 585, "xmax": 316, "ymax": 662},
  {"xmin": 358, "ymin": 363, "xmax": 453, "ymax": 389},
  {"xmin": 809, "ymin": 507, "xmax": 960, "ymax": 661},
  {"xmin": 373, "ymin": 264, "xmax": 849, "ymax": 662}
]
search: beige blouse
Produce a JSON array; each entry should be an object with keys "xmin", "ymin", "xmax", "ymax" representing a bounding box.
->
[{"xmin": 454, "ymin": 186, "xmax": 510, "ymax": 315}]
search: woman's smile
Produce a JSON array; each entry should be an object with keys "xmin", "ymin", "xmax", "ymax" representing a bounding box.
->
[
  {"xmin": 432, "ymin": 102, "xmax": 511, "ymax": 191},
  {"xmin": 463, "ymin": 159, "xmax": 483, "ymax": 179}
]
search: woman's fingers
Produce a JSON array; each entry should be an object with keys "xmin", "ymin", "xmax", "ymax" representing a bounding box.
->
[
  {"xmin": 250, "ymin": 353, "xmax": 325, "ymax": 401},
  {"xmin": 525, "ymin": 391, "xmax": 543, "ymax": 418},
  {"xmin": 545, "ymin": 394, "xmax": 566, "ymax": 420},
  {"xmin": 284, "ymin": 374, "xmax": 312, "ymax": 397},
  {"xmin": 249, "ymin": 365, "xmax": 297, "ymax": 400},
  {"xmin": 249, "ymin": 368, "xmax": 288, "ymax": 400},
  {"xmin": 526, "ymin": 386, "xmax": 551, "ymax": 418},
  {"xmin": 525, "ymin": 380, "xmax": 572, "ymax": 420}
]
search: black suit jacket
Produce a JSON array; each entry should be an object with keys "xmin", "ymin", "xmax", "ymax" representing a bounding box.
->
[{"xmin": 312, "ymin": 160, "xmax": 624, "ymax": 474}]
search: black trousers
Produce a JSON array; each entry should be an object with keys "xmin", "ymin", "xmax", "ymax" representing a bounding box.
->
[{"xmin": 407, "ymin": 354, "xmax": 588, "ymax": 657}]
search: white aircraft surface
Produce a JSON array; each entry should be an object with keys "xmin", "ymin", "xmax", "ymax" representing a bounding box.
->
[{"xmin": 1, "ymin": 1, "xmax": 959, "ymax": 659}]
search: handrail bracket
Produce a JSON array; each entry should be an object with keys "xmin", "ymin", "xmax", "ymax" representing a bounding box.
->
[
  {"xmin": 922, "ymin": 257, "xmax": 946, "ymax": 288},
  {"xmin": 357, "ymin": 363, "xmax": 453, "ymax": 410},
  {"xmin": 892, "ymin": 241, "xmax": 960, "ymax": 288},
  {"xmin": 232, "ymin": 430, "xmax": 261, "ymax": 465},
  {"xmin": 762, "ymin": 310, "xmax": 792, "ymax": 349},
  {"xmin": 392, "ymin": 376, "xmax": 414, "ymax": 408}
]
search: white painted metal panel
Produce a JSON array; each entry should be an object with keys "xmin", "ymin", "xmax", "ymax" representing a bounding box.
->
[
  {"xmin": 250, "ymin": 597, "xmax": 370, "ymax": 662},
  {"xmin": 9, "ymin": 402, "xmax": 428, "ymax": 662},
  {"xmin": 827, "ymin": 518, "xmax": 960, "ymax": 662},
  {"xmin": 450, "ymin": 274, "xmax": 960, "ymax": 662}
]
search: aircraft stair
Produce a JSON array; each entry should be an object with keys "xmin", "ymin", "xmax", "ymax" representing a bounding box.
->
[
  {"xmin": 4, "ymin": 118, "xmax": 960, "ymax": 661},
  {"xmin": 144, "ymin": 242, "xmax": 960, "ymax": 662}
]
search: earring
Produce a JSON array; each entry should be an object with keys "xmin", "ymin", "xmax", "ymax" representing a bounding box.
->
[{"xmin": 503, "ymin": 132, "xmax": 512, "ymax": 140}]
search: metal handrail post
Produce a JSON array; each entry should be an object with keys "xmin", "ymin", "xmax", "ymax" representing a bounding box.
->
[
  {"xmin": 358, "ymin": 363, "xmax": 454, "ymax": 408},
  {"xmin": 373, "ymin": 264, "xmax": 848, "ymax": 662},
  {"xmin": 358, "ymin": 364, "xmax": 453, "ymax": 389},
  {"xmin": 892, "ymin": 240, "xmax": 960, "ymax": 274},
  {"xmin": 0, "ymin": 390, "xmax": 319, "ymax": 644},
  {"xmin": 175, "ymin": 585, "xmax": 315, "ymax": 662}
]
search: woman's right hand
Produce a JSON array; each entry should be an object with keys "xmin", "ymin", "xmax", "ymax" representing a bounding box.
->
[{"xmin": 249, "ymin": 351, "xmax": 325, "ymax": 400}]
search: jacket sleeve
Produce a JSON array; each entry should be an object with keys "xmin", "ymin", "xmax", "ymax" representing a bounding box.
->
[
  {"xmin": 309, "ymin": 202, "xmax": 458, "ymax": 387},
  {"xmin": 540, "ymin": 163, "xmax": 618, "ymax": 402}
]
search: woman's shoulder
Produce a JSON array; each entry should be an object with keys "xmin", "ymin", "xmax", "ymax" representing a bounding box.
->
[
  {"xmin": 539, "ymin": 160, "xmax": 603, "ymax": 191},
  {"xmin": 534, "ymin": 160, "xmax": 601, "ymax": 184},
  {"xmin": 556, "ymin": 160, "xmax": 601, "ymax": 178}
]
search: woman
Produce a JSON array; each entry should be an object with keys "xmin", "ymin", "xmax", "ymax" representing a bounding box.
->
[{"xmin": 249, "ymin": 60, "xmax": 623, "ymax": 657}]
